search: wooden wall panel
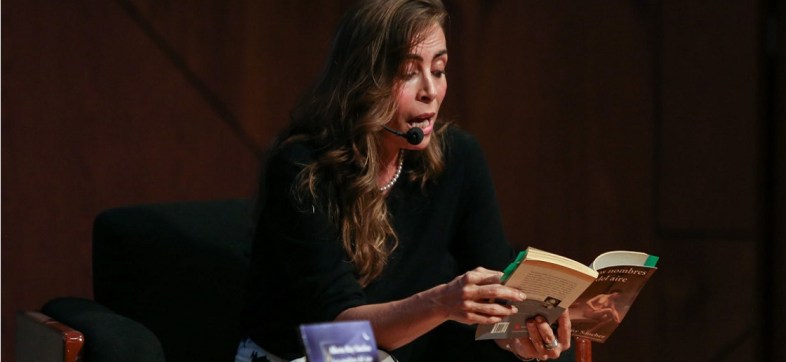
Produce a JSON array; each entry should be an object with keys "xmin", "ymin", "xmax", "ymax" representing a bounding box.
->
[
  {"xmin": 446, "ymin": 1, "xmax": 655, "ymax": 255},
  {"xmin": 125, "ymin": 0, "xmax": 356, "ymax": 150},
  {"xmin": 653, "ymin": 1, "xmax": 765, "ymax": 359},
  {"xmin": 656, "ymin": 239, "xmax": 758, "ymax": 360},
  {"xmin": 1, "ymin": 0, "xmax": 258, "ymax": 360},
  {"xmin": 657, "ymin": 1, "xmax": 759, "ymax": 235},
  {"xmin": 771, "ymin": 0, "xmax": 785, "ymax": 358}
]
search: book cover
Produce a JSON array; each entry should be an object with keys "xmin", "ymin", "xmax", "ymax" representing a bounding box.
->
[
  {"xmin": 475, "ymin": 247, "xmax": 657, "ymax": 342},
  {"xmin": 299, "ymin": 320, "xmax": 379, "ymax": 362},
  {"xmin": 569, "ymin": 251, "xmax": 658, "ymax": 342}
]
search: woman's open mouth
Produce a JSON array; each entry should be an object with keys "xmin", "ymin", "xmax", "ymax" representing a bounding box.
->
[
  {"xmin": 408, "ymin": 113, "xmax": 435, "ymax": 131},
  {"xmin": 410, "ymin": 118, "xmax": 430, "ymax": 128}
]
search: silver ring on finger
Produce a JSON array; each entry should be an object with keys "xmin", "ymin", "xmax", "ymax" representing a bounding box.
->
[{"xmin": 543, "ymin": 339, "xmax": 559, "ymax": 350}]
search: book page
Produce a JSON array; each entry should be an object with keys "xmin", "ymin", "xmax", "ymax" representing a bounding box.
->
[
  {"xmin": 526, "ymin": 247, "xmax": 598, "ymax": 275},
  {"xmin": 590, "ymin": 250, "xmax": 658, "ymax": 270},
  {"xmin": 505, "ymin": 260, "xmax": 596, "ymax": 307}
]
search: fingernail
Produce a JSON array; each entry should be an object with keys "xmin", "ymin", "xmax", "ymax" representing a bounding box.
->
[
  {"xmin": 511, "ymin": 306, "xmax": 519, "ymax": 313},
  {"xmin": 519, "ymin": 292, "xmax": 526, "ymax": 300}
]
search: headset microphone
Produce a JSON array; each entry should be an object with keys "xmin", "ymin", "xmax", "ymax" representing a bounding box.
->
[{"xmin": 384, "ymin": 126, "xmax": 424, "ymax": 145}]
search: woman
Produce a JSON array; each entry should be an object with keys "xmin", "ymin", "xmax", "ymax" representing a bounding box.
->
[{"xmin": 237, "ymin": 0, "xmax": 572, "ymax": 361}]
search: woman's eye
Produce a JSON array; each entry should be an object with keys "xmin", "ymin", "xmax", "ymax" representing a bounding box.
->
[{"xmin": 432, "ymin": 70, "xmax": 446, "ymax": 78}]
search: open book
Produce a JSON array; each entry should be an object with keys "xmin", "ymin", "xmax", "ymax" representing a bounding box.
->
[{"xmin": 475, "ymin": 247, "xmax": 658, "ymax": 343}]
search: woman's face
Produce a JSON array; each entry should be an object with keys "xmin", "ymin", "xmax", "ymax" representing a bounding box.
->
[{"xmin": 384, "ymin": 23, "xmax": 448, "ymax": 151}]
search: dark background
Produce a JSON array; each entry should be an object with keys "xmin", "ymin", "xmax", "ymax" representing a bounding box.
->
[{"xmin": 3, "ymin": 1, "xmax": 784, "ymax": 360}]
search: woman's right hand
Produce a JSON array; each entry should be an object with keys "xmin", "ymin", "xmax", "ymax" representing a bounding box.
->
[
  {"xmin": 337, "ymin": 267, "xmax": 527, "ymax": 350},
  {"xmin": 433, "ymin": 267, "xmax": 527, "ymax": 325}
]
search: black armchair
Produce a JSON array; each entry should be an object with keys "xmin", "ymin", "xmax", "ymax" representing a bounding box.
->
[{"xmin": 40, "ymin": 199, "xmax": 254, "ymax": 362}]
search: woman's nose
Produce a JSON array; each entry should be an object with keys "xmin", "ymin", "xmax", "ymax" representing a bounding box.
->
[{"xmin": 418, "ymin": 76, "xmax": 437, "ymax": 102}]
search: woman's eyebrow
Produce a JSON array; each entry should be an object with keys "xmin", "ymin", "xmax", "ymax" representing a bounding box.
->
[
  {"xmin": 405, "ymin": 49, "xmax": 449, "ymax": 61},
  {"xmin": 434, "ymin": 49, "xmax": 449, "ymax": 59}
]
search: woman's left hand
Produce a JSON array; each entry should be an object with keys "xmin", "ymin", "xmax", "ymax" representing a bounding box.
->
[{"xmin": 506, "ymin": 310, "xmax": 571, "ymax": 360}]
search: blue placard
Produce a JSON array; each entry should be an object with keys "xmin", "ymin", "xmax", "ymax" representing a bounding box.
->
[{"xmin": 299, "ymin": 320, "xmax": 379, "ymax": 362}]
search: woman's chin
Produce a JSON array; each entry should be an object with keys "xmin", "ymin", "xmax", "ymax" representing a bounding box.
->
[{"xmin": 403, "ymin": 135, "xmax": 431, "ymax": 151}]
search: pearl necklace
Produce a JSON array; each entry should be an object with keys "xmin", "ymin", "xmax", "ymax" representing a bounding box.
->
[{"xmin": 380, "ymin": 149, "xmax": 404, "ymax": 192}]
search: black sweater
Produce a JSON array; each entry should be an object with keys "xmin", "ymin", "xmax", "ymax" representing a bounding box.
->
[{"xmin": 242, "ymin": 126, "xmax": 515, "ymax": 359}]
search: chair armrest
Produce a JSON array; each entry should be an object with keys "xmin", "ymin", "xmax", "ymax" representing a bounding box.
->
[
  {"xmin": 41, "ymin": 297, "xmax": 165, "ymax": 362},
  {"xmin": 16, "ymin": 311, "xmax": 84, "ymax": 362}
]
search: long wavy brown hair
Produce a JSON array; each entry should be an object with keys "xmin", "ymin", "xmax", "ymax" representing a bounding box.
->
[{"xmin": 270, "ymin": 0, "xmax": 449, "ymax": 286}]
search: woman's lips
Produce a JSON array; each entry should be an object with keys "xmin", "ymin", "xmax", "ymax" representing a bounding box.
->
[{"xmin": 408, "ymin": 113, "xmax": 436, "ymax": 134}]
